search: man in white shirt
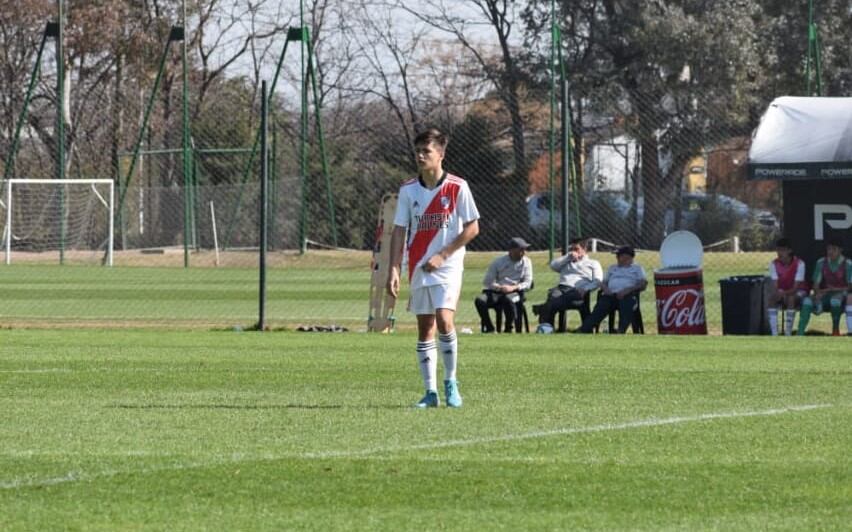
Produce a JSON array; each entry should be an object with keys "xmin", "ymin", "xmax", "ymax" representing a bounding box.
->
[
  {"xmin": 532, "ymin": 238, "xmax": 603, "ymax": 329},
  {"xmin": 579, "ymin": 246, "xmax": 647, "ymax": 333},
  {"xmin": 474, "ymin": 237, "xmax": 534, "ymax": 333},
  {"xmin": 387, "ymin": 128, "xmax": 480, "ymax": 409}
]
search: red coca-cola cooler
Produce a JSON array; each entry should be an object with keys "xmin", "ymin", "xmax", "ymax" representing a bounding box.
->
[{"xmin": 655, "ymin": 231, "xmax": 707, "ymax": 334}]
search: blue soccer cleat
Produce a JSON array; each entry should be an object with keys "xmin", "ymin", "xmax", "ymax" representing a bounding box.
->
[
  {"xmin": 444, "ymin": 379, "xmax": 463, "ymax": 408},
  {"xmin": 415, "ymin": 390, "xmax": 439, "ymax": 408}
]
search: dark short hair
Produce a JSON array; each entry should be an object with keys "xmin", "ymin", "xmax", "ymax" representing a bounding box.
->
[
  {"xmin": 569, "ymin": 237, "xmax": 587, "ymax": 249},
  {"xmin": 414, "ymin": 127, "xmax": 448, "ymax": 151},
  {"xmin": 614, "ymin": 245, "xmax": 635, "ymax": 257},
  {"xmin": 826, "ymin": 236, "xmax": 843, "ymax": 249},
  {"xmin": 775, "ymin": 237, "xmax": 792, "ymax": 249}
]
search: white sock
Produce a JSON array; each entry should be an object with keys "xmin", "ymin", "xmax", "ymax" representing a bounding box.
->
[
  {"xmin": 438, "ymin": 329, "xmax": 458, "ymax": 381},
  {"xmin": 416, "ymin": 340, "xmax": 437, "ymax": 392},
  {"xmin": 846, "ymin": 306, "xmax": 852, "ymax": 333},
  {"xmin": 784, "ymin": 310, "xmax": 796, "ymax": 336},
  {"xmin": 768, "ymin": 307, "xmax": 779, "ymax": 336}
]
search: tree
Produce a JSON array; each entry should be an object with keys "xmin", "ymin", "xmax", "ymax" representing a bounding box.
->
[{"xmin": 523, "ymin": 0, "xmax": 774, "ymax": 247}]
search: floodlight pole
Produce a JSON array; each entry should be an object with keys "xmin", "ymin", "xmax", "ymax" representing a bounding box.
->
[
  {"xmin": 805, "ymin": 0, "xmax": 823, "ymax": 96},
  {"xmin": 560, "ymin": 77, "xmax": 570, "ymax": 254},
  {"xmin": 3, "ymin": 23, "xmax": 54, "ymax": 184},
  {"xmin": 305, "ymin": 29, "xmax": 337, "ymax": 248},
  {"xmin": 115, "ymin": 27, "xmax": 183, "ymax": 242},
  {"xmin": 557, "ymin": 36, "xmax": 581, "ymax": 252},
  {"xmin": 299, "ymin": 0, "xmax": 308, "ymax": 254},
  {"xmin": 258, "ymin": 81, "xmax": 269, "ymax": 331},
  {"xmin": 221, "ymin": 35, "xmax": 294, "ymax": 250},
  {"xmin": 182, "ymin": 0, "xmax": 191, "ymax": 267},
  {"xmin": 547, "ymin": 0, "xmax": 557, "ymax": 261},
  {"xmin": 57, "ymin": 0, "xmax": 66, "ymax": 264}
]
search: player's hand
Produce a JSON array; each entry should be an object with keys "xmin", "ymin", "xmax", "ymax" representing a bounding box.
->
[
  {"xmin": 423, "ymin": 253, "xmax": 444, "ymax": 273},
  {"xmin": 386, "ymin": 268, "xmax": 400, "ymax": 298}
]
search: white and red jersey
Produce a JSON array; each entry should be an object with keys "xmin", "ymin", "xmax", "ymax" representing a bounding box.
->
[
  {"xmin": 769, "ymin": 257, "xmax": 805, "ymax": 291},
  {"xmin": 393, "ymin": 172, "xmax": 479, "ymax": 288}
]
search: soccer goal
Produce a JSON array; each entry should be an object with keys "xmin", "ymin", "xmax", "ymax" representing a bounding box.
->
[{"xmin": 2, "ymin": 179, "xmax": 114, "ymax": 266}]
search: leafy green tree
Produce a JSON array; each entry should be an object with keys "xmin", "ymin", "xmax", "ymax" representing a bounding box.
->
[{"xmin": 521, "ymin": 0, "xmax": 831, "ymax": 247}]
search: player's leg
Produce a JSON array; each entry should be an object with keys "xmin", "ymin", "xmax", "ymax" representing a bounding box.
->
[
  {"xmin": 768, "ymin": 292, "xmax": 782, "ymax": 336},
  {"xmin": 797, "ymin": 295, "xmax": 814, "ymax": 335},
  {"xmin": 579, "ymin": 294, "xmax": 614, "ymax": 333},
  {"xmin": 474, "ymin": 291, "xmax": 497, "ymax": 333},
  {"xmin": 615, "ymin": 293, "xmax": 639, "ymax": 334},
  {"xmin": 827, "ymin": 292, "xmax": 843, "ymax": 336},
  {"xmin": 434, "ymin": 283, "xmax": 463, "ymax": 408},
  {"xmin": 500, "ymin": 293, "xmax": 520, "ymax": 333},
  {"xmin": 783, "ymin": 292, "xmax": 801, "ymax": 336},
  {"xmin": 411, "ymin": 286, "xmax": 439, "ymax": 408},
  {"xmin": 535, "ymin": 287, "xmax": 569, "ymax": 326},
  {"xmin": 845, "ymin": 292, "xmax": 852, "ymax": 336}
]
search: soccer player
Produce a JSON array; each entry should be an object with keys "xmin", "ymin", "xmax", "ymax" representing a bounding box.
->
[
  {"xmin": 767, "ymin": 238, "xmax": 806, "ymax": 336},
  {"xmin": 386, "ymin": 128, "xmax": 480, "ymax": 408},
  {"xmin": 797, "ymin": 237, "xmax": 851, "ymax": 336}
]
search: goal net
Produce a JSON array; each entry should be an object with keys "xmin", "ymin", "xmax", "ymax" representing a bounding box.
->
[{"xmin": 2, "ymin": 179, "xmax": 114, "ymax": 266}]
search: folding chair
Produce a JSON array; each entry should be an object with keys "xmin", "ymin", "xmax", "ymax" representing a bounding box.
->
[
  {"xmin": 594, "ymin": 292, "xmax": 644, "ymax": 334},
  {"xmin": 556, "ymin": 291, "xmax": 591, "ymax": 333},
  {"xmin": 496, "ymin": 282, "xmax": 534, "ymax": 333}
]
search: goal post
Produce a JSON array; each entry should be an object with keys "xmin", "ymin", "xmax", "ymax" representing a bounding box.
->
[{"xmin": 3, "ymin": 178, "xmax": 114, "ymax": 266}]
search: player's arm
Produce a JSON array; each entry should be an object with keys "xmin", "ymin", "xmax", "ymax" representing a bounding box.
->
[
  {"xmin": 386, "ymin": 225, "xmax": 407, "ymax": 298},
  {"xmin": 483, "ymin": 258, "xmax": 499, "ymax": 290},
  {"xmin": 423, "ymin": 219, "xmax": 480, "ymax": 272},
  {"xmin": 517, "ymin": 258, "xmax": 533, "ymax": 292},
  {"xmin": 811, "ymin": 261, "xmax": 823, "ymax": 297}
]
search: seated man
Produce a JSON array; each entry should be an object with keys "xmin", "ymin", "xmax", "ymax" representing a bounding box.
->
[
  {"xmin": 579, "ymin": 246, "xmax": 646, "ymax": 333},
  {"xmin": 767, "ymin": 237, "xmax": 807, "ymax": 336},
  {"xmin": 532, "ymin": 237, "xmax": 603, "ymax": 330},
  {"xmin": 797, "ymin": 237, "xmax": 852, "ymax": 336},
  {"xmin": 474, "ymin": 237, "xmax": 533, "ymax": 333}
]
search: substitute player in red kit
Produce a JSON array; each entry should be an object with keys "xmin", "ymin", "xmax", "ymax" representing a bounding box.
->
[
  {"xmin": 767, "ymin": 238, "xmax": 807, "ymax": 336},
  {"xmin": 386, "ymin": 128, "xmax": 480, "ymax": 408}
]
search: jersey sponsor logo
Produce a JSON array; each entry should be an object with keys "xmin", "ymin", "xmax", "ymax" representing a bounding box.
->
[{"xmin": 414, "ymin": 212, "xmax": 451, "ymax": 231}]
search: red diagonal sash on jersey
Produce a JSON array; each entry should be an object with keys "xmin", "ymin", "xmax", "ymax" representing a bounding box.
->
[{"xmin": 408, "ymin": 181, "xmax": 460, "ymax": 281}]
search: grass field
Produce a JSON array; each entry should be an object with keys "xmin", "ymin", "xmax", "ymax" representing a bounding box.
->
[
  {"xmin": 1, "ymin": 329, "xmax": 849, "ymax": 530},
  {"xmin": 4, "ymin": 249, "xmax": 835, "ymax": 334}
]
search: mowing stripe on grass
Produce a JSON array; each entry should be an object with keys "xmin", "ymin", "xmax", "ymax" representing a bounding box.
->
[{"xmin": 0, "ymin": 403, "xmax": 834, "ymax": 491}]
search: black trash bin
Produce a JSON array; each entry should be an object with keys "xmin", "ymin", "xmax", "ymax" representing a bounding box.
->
[{"xmin": 719, "ymin": 275, "xmax": 771, "ymax": 335}]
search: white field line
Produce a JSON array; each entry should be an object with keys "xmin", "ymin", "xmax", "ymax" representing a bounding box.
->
[
  {"xmin": 0, "ymin": 403, "xmax": 835, "ymax": 491},
  {"xmin": 0, "ymin": 369, "xmax": 73, "ymax": 374},
  {"xmin": 0, "ymin": 367, "xmax": 285, "ymax": 374},
  {"xmin": 302, "ymin": 403, "xmax": 834, "ymax": 458}
]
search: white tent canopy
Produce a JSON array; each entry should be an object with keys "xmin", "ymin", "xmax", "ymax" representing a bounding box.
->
[{"xmin": 748, "ymin": 96, "xmax": 852, "ymax": 180}]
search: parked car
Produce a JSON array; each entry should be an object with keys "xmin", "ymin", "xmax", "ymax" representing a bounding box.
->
[
  {"xmin": 674, "ymin": 193, "xmax": 779, "ymax": 232},
  {"xmin": 527, "ymin": 192, "xmax": 778, "ymax": 234}
]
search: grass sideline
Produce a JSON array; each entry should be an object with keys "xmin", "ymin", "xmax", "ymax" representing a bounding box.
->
[
  {"xmin": 6, "ymin": 249, "xmax": 840, "ymax": 335},
  {"xmin": 1, "ymin": 329, "xmax": 850, "ymax": 530}
]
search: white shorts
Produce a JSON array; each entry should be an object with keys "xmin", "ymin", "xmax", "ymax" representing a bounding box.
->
[{"xmin": 409, "ymin": 283, "xmax": 461, "ymax": 315}]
